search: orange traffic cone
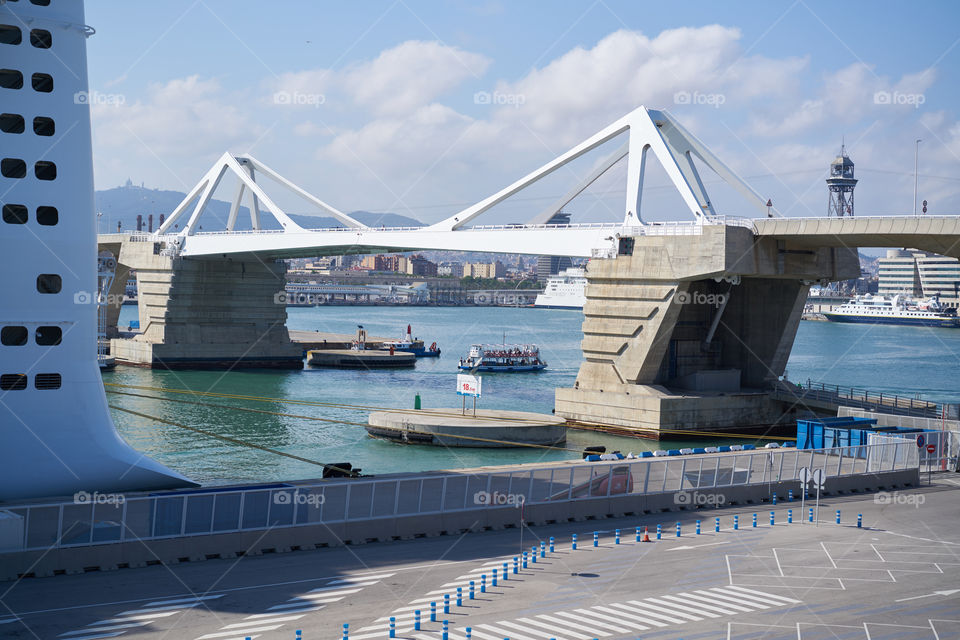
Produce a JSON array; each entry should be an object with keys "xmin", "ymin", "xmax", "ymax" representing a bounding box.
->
[{"xmin": 642, "ymin": 526, "xmax": 651, "ymax": 542}]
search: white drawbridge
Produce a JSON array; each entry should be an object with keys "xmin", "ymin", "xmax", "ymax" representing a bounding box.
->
[{"xmin": 152, "ymin": 106, "xmax": 775, "ymax": 260}]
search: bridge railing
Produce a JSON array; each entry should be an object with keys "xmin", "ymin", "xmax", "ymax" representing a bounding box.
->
[
  {"xmin": 777, "ymin": 380, "xmax": 943, "ymax": 418},
  {"xmin": 1, "ymin": 441, "xmax": 916, "ymax": 552}
]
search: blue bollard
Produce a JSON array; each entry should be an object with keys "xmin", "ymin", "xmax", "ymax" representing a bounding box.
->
[
  {"xmin": 788, "ymin": 489, "xmax": 794, "ymax": 502},
  {"xmin": 772, "ymin": 493, "xmax": 777, "ymax": 505},
  {"xmin": 636, "ymin": 526, "xmax": 642, "ymax": 542},
  {"xmin": 430, "ymin": 601, "xmax": 437, "ymax": 621},
  {"xmin": 531, "ymin": 545, "xmax": 538, "ymax": 563},
  {"xmin": 444, "ymin": 594, "xmax": 450, "ymax": 614},
  {"xmin": 572, "ymin": 534, "xmax": 578, "ymax": 550},
  {"xmin": 836, "ymin": 510, "xmax": 841, "ymax": 525},
  {"xmin": 296, "ymin": 631, "xmax": 302, "ymax": 640},
  {"xmin": 676, "ymin": 522, "xmax": 681, "ymax": 537},
  {"xmin": 414, "ymin": 610, "xmax": 421, "ymax": 631},
  {"xmin": 656, "ymin": 524, "xmax": 662, "ymax": 540},
  {"xmin": 456, "ymin": 587, "xmax": 462, "ymax": 607},
  {"xmin": 492, "ymin": 569, "xmax": 497, "ymax": 587},
  {"xmin": 502, "ymin": 562, "xmax": 508, "ymax": 580},
  {"xmin": 734, "ymin": 515, "xmax": 739, "ymax": 530},
  {"xmin": 469, "ymin": 580, "xmax": 475, "ymax": 600},
  {"xmin": 788, "ymin": 509, "xmax": 793, "ymax": 524},
  {"xmin": 696, "ymin": 520, "xmax": 701, "ymax": 535},
  {"xmin": 770, "ymin": 511, "xmax": 775, "ymax": 526},
  {"xmin": 752, "ymin": 513, "xmax": 758, "ymax": 528},
  {"xmin": 615, "ymin": 528, "xmax": 620, "ymax": 544},
  {"xmin": 389, "ymin": 617, "xmax": 396, "ymax": 639},
  {"xmin": 513, "ymin": 556, "xmax": 519, "ymax": 574},
  {"xmin": 593, "ymin": 531, "xmax": 599, "ymax": 547},
  {"xmin": 342, "ymin": 623, "xmax": 349, "ymax": 640},
  {"xmin": 522, "ymin": 552, "xmax": 527, "ymax": 569},
  {"xmin": 540, "ymin": 541, "xmax": 546, "ymax": 557},
  {"xmin": 466, "ymin": 628, "xmax": 472, "ymax": 640},
  {"xmin": 442, "ymin": 620, "xmax": 449, "ymax": 640},
  {"xmin": 809, "ymin": 507, "xmax": 814, "ymax": 523},
  {"xmin": 549, "ymin": 536, "xmax": 555, "ymax": 553},
  {"xmin": 481, "ymin": 574, "xmax": 487, "ymax": 592},
  {"xmin": 715, "ymin": 517, "xmax": 720, "ymax": 533},
  {"xmin": 857, "ymin": 513, "xmax": 862, "ymax": 528}
]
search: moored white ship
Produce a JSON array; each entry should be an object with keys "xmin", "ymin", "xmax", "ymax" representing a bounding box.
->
[
  {"xmin": 822, "ymin": 294, "xmax": 959, "ymax": 328},
  {"xmin": 534, "ymin": 267, "xmax": 586, "ymax": 309}
]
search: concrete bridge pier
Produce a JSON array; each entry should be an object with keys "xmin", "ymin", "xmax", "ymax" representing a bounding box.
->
[
  {"xmin": 108, "ymin": 238, "xmax": 303, "ymax": 369},
  {"xmin": 555, "ymin": 224, "xmax": 860, "ymax": 438}
]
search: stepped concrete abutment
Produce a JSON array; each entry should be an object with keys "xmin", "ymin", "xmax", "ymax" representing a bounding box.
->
[
  {"xmin": 556, "ymin": 224, "xmax": 860, "ymax": 438},
  {"xmin": 103, "ymin": 236, "xmax": 302, "ymax": 369}
]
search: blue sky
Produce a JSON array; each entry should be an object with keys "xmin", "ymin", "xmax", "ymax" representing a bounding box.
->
[{"xmin": 84, "ymin": 1, "xmax": 960, "ymax": 224}]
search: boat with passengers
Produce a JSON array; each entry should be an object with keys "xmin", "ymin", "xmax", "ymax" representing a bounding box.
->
[{"xmin": 458, "ymin": 344, "xmax": 547, "ymax": 372}]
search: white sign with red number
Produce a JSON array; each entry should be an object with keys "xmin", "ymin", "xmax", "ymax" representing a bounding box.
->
[{"xmin": 457, "ymin": 374, "xmax": 482, "ymax": 398}]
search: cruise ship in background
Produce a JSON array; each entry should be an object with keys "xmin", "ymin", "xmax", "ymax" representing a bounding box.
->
[
  {"xmin": 534, "ymin": 267, "xmax": 586, "ymax": 309},
  {"xmin": 822, "ymin": 294, "xmax": 960, "ymax": 328}
]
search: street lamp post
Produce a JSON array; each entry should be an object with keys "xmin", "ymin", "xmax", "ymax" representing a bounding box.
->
[{"xmin": 913, "ymin": 139, "xmax": 921, "ymax": 215}]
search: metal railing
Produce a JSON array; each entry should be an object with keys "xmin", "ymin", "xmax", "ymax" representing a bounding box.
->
[
  {"xmin": 777, "ymin": 380, "xmax": 944, "ymax": 418},
  {"xmin": 0, "ymin": 442, "xmax": 917, "ymax": 552}
]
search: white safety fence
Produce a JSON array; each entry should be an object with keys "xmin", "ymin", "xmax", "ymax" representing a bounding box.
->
[{"xmin": 0, "ymin": 442, "xmax": 918, "ymax": 552}]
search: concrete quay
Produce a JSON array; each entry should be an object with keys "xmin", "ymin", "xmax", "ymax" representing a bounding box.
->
[
  {"xmin": 290, "ymin": 329, "xmax": 394, "ymax": 351},
  {"xmin": 366, "ymin": 408, "xmax": 567, "ymax": 447},
  {"xmin": 0, "ymin": 473, "xmax": 952, "ymax": 640}
]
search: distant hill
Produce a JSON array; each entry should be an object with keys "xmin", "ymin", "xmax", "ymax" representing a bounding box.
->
[{"xmin": 95, "ymin": 183, "xmax": 422, "ymax": 233}]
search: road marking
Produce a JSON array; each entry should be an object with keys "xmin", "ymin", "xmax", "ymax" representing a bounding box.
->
[
  {"xmin": 591, "ymin": 605, "xmax": 651, "ymax": 629},
  {"xmin": 329, "ymin": 573, "xmax": 396, "ymax": 584},
  {"xmin": 144, "ymin": 595, "xmax": 225, "ymax": 607},
  {"xmin": 724, "ymin": 585, "xmax": 801, "ymax": 604},
  {"xmin": 516, "ymin": 616, "xmax": 591, "ymax": 640},
  {"xmin": 668, "ymin": 591, "xmax": 754, "ymax": 614},
  {"xmin": 196, "ymin": 625, "xmax": 283, "ymax": 639},
  {"xmin": 60, "ymin": 622, "xmax": 150, "ymax": 636},
  {"xmin": 56, "ymin": 633, "xmax": 124, "ymax": 640},
  {"xmin": 643, "ymin": 597, "xmax": 712, "ymax": 620},
  {"xmin": 246, "ymin": 607, "xmax": 320, "ymax": 618},
  {"xmin": 266, "ymin": 601, "xmax": 329, "ymax": 611},
  {"xmin": 531, "ymin": 614, "xmax": 611, "ymax": 637},
  {"xmin": 0, "ymin": 617, "xmax": 18, "ymax": 625},
  {"xmin": 462, "ymin": 628, "xmax": 505, "ymax": 640},
  {"xmin": 95, "ymin": 611, "xmax": 180, "ymax": 624},
  {"xmin": 707, "ymin": 587, "xmax": 778, "ymax": 607},
  {"xmin": 221, "ymin": 615, "xmax": 305, "ymax": 629},
  {"xmin": 306, "ymin": 585, "xmax": 369, "ymax": 595},
  {"xmin": 117, "ymin": 603, "xmax": 201, "ymax": 615},
  {"xmin": 478, "ymin": 622, "xmax": 542, "ymax": 640},
  {"xmin": 606, "ymin": 603, "xmax": 669, "ymax": 626},
  {"xmin": 668, "ymin": 541, "xmax": 731, "ymax": 551},
  {"xmin": 554, "ymin": 610, "xmax": 632, "ymax": 634},
  {"xmin": 620, "ymin": 601, "xmax": 690, "ymax": 625},
  {"xmin": 895, "ymin": 589, "xmax": 960, "ymax": 602}
]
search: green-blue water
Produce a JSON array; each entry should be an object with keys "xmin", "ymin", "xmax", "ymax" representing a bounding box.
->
[{"xmin": 106, "ymin": 306, "xmax": 960, "ymax": 485}]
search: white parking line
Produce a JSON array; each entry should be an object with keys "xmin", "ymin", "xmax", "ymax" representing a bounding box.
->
[{"xmin": 196, "ymin": 624, "xmax": 283, "ymax": 639}]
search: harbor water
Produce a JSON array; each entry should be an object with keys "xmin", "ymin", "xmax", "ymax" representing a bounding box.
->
[{"xmin": 106, "ymin": 305, "xmax": 960, "ymax": 485}]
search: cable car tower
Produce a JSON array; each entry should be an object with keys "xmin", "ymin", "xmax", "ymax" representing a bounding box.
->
[{"xmin": 827, "ymin": 144, "xmax": 857, "ymax": 216}]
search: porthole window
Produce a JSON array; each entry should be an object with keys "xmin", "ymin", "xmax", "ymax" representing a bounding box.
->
[
  {"xmin": 0, "ymin": 113, "xmax": 25, "ymax": 133},
  {"xmin": 32, "ymin": 116, "xmax": 54, "ymax": 136},
  {"xmin": 2, "ymin": 204, "xmax": 27, "ymax": 224},
  {"xmin": 1, "ymin": 326, "xmax": 28, "ymax": 346},
  {"xmin": 34, "ymin": 373, "xmax": 61, "ymax": 390},
  {"xmin": 35, "ymin": 326, "xmax": 62, "ymax": 346},
  {"xmin": 0, "ymin": 374, "xmax": 27, "ymax": 391},
  {"xmin": 31, "ymin": 73, "xmax": 52, "ymax": 93},
  {"xmin": 29, "ymin": 29, "xmax": 51, "ymax": 49},
  {"xmin": 1, "ymin": 158, "xmax": 26, "ymax": 178},
  {"xmin": 36, "ymin": 273, "xmax": 61, "ymax": 293},
  {"xmin": 36, "ymin": 206, "xmax": 57, "ymax": 225},
  {"xmin": 0, "ymin": 25, "xmax": 21, "ymax": 46},
  {"xmin": 34, "ymin": 161, "xmax": 56, "ymax": 180},
  {"xmin": 0, "ymin": 69, "xmax": 23, "ymax": 90},
  {"xmin": 30, "ymin": 0, "xmax": 52, "ymax": 6}
]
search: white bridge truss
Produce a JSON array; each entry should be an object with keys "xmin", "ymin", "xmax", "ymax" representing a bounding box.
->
[{"xmin": 154, "ymin": 106, "xmax": 775, "ymax": 259}]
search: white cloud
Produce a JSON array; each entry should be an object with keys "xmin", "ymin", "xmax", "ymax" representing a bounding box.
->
[{"xmin": 341, "ymin": 40, "xmax": 490, "ymax": 115}]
